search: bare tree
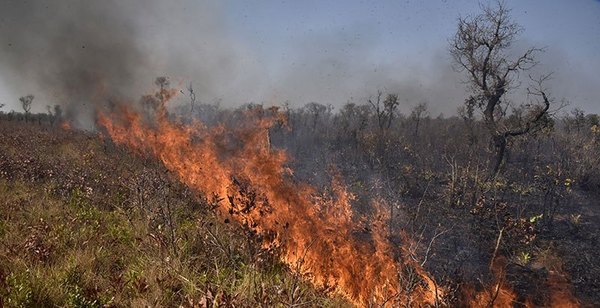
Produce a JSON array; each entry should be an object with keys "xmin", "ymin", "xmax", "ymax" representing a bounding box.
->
[
  {"xmin": 304, "ymin": 102, "xmax": 331, "ymax": 130},
  {"xmin": 368, "ymin": 91, "xmax": 400, "ymax": 131},
  {"xmin": 46, "ymin": 104, "xmax": 63, "ymax": 125},
  {"xmin": 142, "ymin": 76, "xmax": 171, "ymax": 112},
  {"xmin": 53, "ymin": 104, "xmax": 63, "ymax": 120},
  {"xmin": 154, "ymin": 76, "xmax": 170, "ymax": 102},
  {"xmin": 563, "ymin": 108, "xmax": 586, "ymax": 133},
  {"xmin": 19, "ymin": 95, "xmax": 34, "ymax": 121},
  {"xmin": 368, "ymin": 90, "xmax": 385, "ymax": 131},
  {"xmin": 179, "ymin": 82, "xmax": 197, "ymax": 116},
  {"xmin": 187, "ymin": 82, "xmax": 196, "ymax": 114},
  {"xmin": 450, "ymin": 1, "xmax": 553, "ymax": 176},
  {"xmin": 410, "ymin": 102, "xmax": 429, "ymax": 138},
  {"xmin": 383, "ymin": 93, "xmax": 400, "ymax": 129},
  {"xmin": 154, "ymin": 76, "xmax": 170, "ymax": 90}
]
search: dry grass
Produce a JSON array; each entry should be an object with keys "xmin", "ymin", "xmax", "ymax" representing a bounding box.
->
[{"xmin": 0, "ymin": 120, "xmax": 348, "ymax": 307}]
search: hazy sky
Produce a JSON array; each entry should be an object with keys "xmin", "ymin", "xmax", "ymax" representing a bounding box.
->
[{"xmin": 0, "ymin": 0, "xmax": 599, "ymax": 116}]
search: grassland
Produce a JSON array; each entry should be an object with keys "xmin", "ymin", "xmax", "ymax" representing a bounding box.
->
[{"xmin": 0, "ymin": 120, "xmax": 348, "ymax": 307}]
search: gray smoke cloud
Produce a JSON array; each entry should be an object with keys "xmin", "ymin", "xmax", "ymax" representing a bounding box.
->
[
  {"xmin": 0, "ymin": 0, "xmax": 264, "ymax": 128},
  {"xmin": 0, "ymin": 0, "xmax": 151, "ymax": 127},
  {"xmin": 0, "ymin": 0, "xmax": 595, "ymax": 126},
  {"xmin": 0, "ymin": 0, "xmax": 467, "ymax": 123},
  {"xmin": 259, "ymin": 23, "xmax": 467, "ymax": 116}
]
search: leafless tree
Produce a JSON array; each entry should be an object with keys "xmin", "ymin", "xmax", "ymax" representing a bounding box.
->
[
  {"xmin": 46, "ymin": 104, "xmax": 63, "ymax": 125},
  {"xmin": 384, "ymin": 93, "xmax": 400, "ymax": 129},
  {"xmin": 304, "ymin": 102, "xmax": 331, "ymax": 130},
  {"xmin": 339, "ymin": 102, "xmax": 371, "ymax": 138},
  {"xmin": 450, "ymin": 1, "xmax": 553, "ymax": 176},
  {"xmin": 410, "ymin": 102, "xmax": 429, "ymax": 138},
  {"xmin": 154, "ymin": 76, "xmax": 170, "ymax": 102},
  {"xmin": 368, "ymin": 91, "xmax": 400, "ymax": 131},
  {"xmin": 19, "ymin": 95, "xmax": 34, "ymax": 121},
  {"xmin": 187, "ymin": 82, "xmax": 196, "ymax": 114},
  {"xmin": 368, "ymin": 90, "xmax": 385, "ymax": 131},
  {"xmin": 20, "ymin": 95, "xmax": 34, "ymax": 114},
  {"xmin": 179, "ymin": 82, "xmax": 197, "ymax": 116},
  {"xmin": 154, "ymin": 76, "xmax": 169, "ymax": 90},
  {"xmin": 142, "ymin": 76, "xmax": 171, "ymax": 112}
]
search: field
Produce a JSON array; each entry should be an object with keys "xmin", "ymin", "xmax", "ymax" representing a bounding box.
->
[
  {"xmin": 1, "ymin": 1, "xmax": 599, "ymax": 307},
  {"xmin": 0, "ymin": 119, "xmax": 348, "ymax": 307},
  {"xmin": 0, "ymin": 100, "xmax": 598, "ymax": 306}
]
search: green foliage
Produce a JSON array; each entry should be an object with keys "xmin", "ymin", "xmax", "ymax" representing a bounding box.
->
[
  {"xmin": 5, "ymin": 272, "xmax": 34, "ymax": 308},
  {"xmin": 65, "ymin": 285, "xmax": 102, "ymax": 308}
]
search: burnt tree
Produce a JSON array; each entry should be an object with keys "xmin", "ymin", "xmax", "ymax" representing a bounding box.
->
[
  {"xmin": 450, "ymin": 1, "xmax": 553, "ymax": 176},
  {"xmin": 368, "ymin": 91, "xmax": 400, "ymax": 132},
  {"xmin": 20, "ymin": 95, "xmax": 34, "ymax": 117}
]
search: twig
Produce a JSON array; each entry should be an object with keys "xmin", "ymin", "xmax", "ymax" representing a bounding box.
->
[
  {"xmin": 421, "ymin": 224, "xmax": 454, "ymax": 267},
  {"xmin": 288, "ymin": 238, "xmax": 317, "ymax": 308},
  {"xmin": 489, "ymin": 227, "xmax": 504, "ymax": 270}
]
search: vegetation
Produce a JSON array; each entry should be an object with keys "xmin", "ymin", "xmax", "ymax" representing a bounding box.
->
[
  {"xmin": 0, "ymin": 120, "xmax": 348, "ymax": 307},
  {"xmin": 450, "ymin": 1, "xmax": 555, "ymax": 176},
  {"xmin": 0, "ymin": 2, "xmax": 598, "ymax": 307}
]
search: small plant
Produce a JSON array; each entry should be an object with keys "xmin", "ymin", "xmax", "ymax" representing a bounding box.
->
[
  {"xmin": 66, "ymin": 285, "xmax": 102, "ymax": 308},
  {"xmin": 515, "ymin": 251, "xmax": 531, "ymax": 266},
  {"xmin": 4, "ymin": 272, "xmax": 34, "ymax": 307},
  {"xmin": 569, "ymin": 214, "xmax": 581, "ymax": 225}
]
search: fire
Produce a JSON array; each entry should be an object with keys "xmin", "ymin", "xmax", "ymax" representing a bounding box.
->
[
  {"xmin": 465, "ymin": 257, "xmax": 520, "ymax": 308},
  {"xmin": 546, "ymin": 256, "xmax": 580, "ymax": 308},
  {"xmin": 96, "ymin": 89, "xmax": 441, "ymax": 306},
  {"xmin": 463, "ymin": 255, "xmax": 580, "ymax": 308},
  {"xmin": 548, "ymin": 273, "xmax": 579, "ymax": 308},
  {"xmin": 96, "ymin": 87, "xmax": 580, "ymax": 307},
  {"xmin": 60, "ymin": 120, "xmax": 72, "ymax": 130}
]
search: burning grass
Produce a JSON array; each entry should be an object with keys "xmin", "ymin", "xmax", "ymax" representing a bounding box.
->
[
  {"xmin": 93, "ymin": 86, "xmax": 590, "ymax": 307},
  {"xmin": 97, "ymin": 90, "xmax": 442, "ymax": 306},
  {"xmin": 0, "ymin": 86, "xmax": 590, "ymax": 306}
]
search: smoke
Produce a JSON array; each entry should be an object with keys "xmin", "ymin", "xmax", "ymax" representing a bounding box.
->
[
  {"xmin": 1, "ymin": 0, "xmax": 595, "ymax": 126},
  {"xmin": 265, "ymin": 24, "xmax": 466, "ymax": 116},
  {"xmin": 0, "ymin": 0, "xmax": 466, "ymax": 123},
  {"xmin": 536, "ymin": 48, "xmax": 600, "ymax": 114},
  {"xmin": 0, "ymin": 0, "xmax": 263, "ymax": 128},
  {"xmin": 0, "ymin": 0, "xmax": 147, "ymax": 126}
]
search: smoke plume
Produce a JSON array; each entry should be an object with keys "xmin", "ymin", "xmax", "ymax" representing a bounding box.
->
[
  {"xmin": 0, "ymin": 1, "xmax": 254, "ymax": 127},
  {"xmin": 1, "ymin": 0, "xmax": 595, "ymax": 125},
  {"xmin": 0, "ymin": 0, "xmax": 147, "ymax": 126}
]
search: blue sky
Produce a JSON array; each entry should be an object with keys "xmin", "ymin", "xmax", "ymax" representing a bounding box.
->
[
  {"xmin": 219, "ymin": 0, "xmax": 600, "ymax": 113},
  {"xmin": 225, "ymin": 1, "xmax": 600, "ymax": 59},
  {"xmin": 0, "ymin": 0, "xmax": 599, "ymax": 115}
]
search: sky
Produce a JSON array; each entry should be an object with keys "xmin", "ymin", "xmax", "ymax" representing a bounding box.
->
[{"xmin": 0, "ymin": 0, "xmax": 599, "ymax": 118}]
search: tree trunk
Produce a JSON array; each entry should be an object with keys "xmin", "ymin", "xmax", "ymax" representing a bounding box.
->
[{"xmin": 491, "ymin": 134, "xmax": 507, "ymax": 177}]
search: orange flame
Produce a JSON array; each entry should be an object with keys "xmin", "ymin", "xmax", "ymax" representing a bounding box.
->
[
  {"xmin": 60, "ymin": 120, "xmax": 72, "ymax": 130},
  {"xmin": 464, "ymin": 255, "xmax": 581, "ymax": 308},
  {"xmin": 547, "ymin": 273, "xmax": 579, "ymax": 308},
  {"xmin": 546, "ymin": 257, "xmax": 580, "ymax": 308},
  {"xmin": 96, "ymin": 91, "xmax": 441, "ymax": 306},
  {"xmin": 465, "ymin": 257, "xmax": 520, "ymax": 308}
]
